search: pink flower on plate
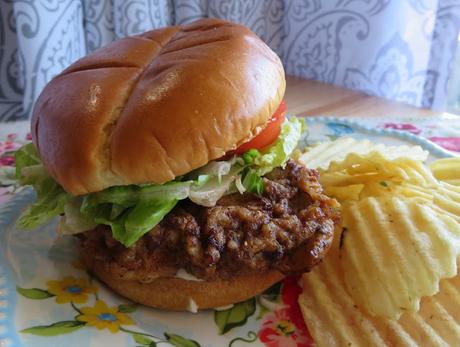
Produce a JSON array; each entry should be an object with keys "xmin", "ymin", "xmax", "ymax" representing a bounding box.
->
[
  {"xmin": 258, "ymin": 307, "xmax": 312, "ymax": 347},
  {"xmin": 281, "ymin": 276, "xmax": 307, "ymax": 331},
  {"xmin": 381, "ymin": 123, "xmax": 421, "ymax": 135},
  {"xmin": 428, "ymin": 137, "xmax": 460, "ymax": 152},
  {"xmin": 0, "ymin": 140, "xmax": 21, "ymax": 155},
  {"xmin": 0, "ymin": 155, "xmax": 15, "ymax": 166}
]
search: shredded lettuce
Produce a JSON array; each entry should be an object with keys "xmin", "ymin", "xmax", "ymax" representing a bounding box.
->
[
  {"xmin": 15, "ymin": 118, "xmax": 303, "ymax": 247},
  {"xmin": 59, "ymin": 197, "xmax": 97, "ymax": 234},
  {"xmin": 16, "ymin": 176, "xmax": 70, "ymax": 229},
  {"xmin": 77, "ymin": 181, "xmax": 193, "ymax": 246},
  {"xmin": 15, "ymin": 144, "xmax": 71, "ymax": 229},
  {"xmin": 98, "ymin": 199, "xmax": 179, "ymax": 247},
  {"xmin": 189, "ymin": 164, "xmax": 244, "ymax": 206},
  {"xmin": 251, "ymin": 117, "xmax": 303, "ymax": 175},
  {"xmin": 80, "ymin": 181, "xmax": 192, "ymax": 214},
  {"xmin": 0, "ymin": 166, "xmax": 16, "ymax": 186},
  {"xmin": 15, "ymin": 143, "xmax": 41, "ymax": 181},
  {"xmin": 242, "ymin": 168, "xmax": 264, "ymax": 194}
]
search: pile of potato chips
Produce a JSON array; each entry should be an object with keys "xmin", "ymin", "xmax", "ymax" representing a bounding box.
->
[{"xmin": 298, "ymin": 138, "xmax": 460, "ymax": 346}]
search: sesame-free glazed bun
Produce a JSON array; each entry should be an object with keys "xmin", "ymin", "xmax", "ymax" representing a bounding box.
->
[
  {"xmin": 86, "ymin": 256, "xmax": 284, "ymax": 311},
  {"xmin": 31, "ymin": 19, "xmax": 285, "ymax": 195}
]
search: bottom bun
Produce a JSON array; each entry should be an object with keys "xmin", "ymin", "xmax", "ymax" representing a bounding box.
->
[{"xmin": 86, "ymin": 258, "xmax": 284, "ymax": 311}]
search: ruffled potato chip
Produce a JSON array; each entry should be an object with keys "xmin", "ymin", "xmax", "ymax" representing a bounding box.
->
[
  {"xmin": 319, "ymin": 152, "xmax": 439, "ymax": 192},
  {"xmin": 299, "ymin": 138, "xmax": 460, "ymax": 324},
  {"xmin": 299, "ymin": 137, "xmax": 428, "ymax": 170},
  {"xmin": 429, "ymin": 158, "xmax": 460, "ymax": 186},
  {"xmin": 341, "ymin": 196, "xmax": 460, "ymax": 319},
  {"xmin": 300, "ymin": 251, "xmax": 460, "ymax": 347}
]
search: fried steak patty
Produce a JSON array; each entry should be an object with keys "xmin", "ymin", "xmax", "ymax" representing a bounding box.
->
[{"xmin": 79, "ymin": 160, "xmax": 340, "ymax": 282}]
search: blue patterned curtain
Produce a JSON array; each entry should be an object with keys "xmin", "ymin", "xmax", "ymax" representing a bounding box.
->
[{"xmin": 1, "ymin": 0, "xmax": 459, "ymax": 121}]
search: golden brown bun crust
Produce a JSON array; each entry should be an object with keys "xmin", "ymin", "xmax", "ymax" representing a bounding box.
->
[
  {"xmin": 32, "ymin": 19, "xmax": 285, "ymax": 195},
  {"xmin": 87, "ymin": 256, "xmax": 284, "ymax": 311}
]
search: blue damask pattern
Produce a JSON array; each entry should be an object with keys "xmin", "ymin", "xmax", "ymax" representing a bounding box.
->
[
  {"xmin": 82, "ymin": 0, "xmax": 115, "ymax": 53},
  {"xmin": 0, "ymin": 0, "xmax": 24, "ymax": 121},
  {"xmin": 0, "ymin": 0, "xmax": 459, "ymax": 121},
  {"xmin": 283, "ymin": 1, "xmax": 372, "ymax": 84},
  {"xmin": 426, "ymin": 0, "xmax": 460, "ymax": 109},
  {"xmin": 344, "ymin": 33, "xmax": 438, "ymax": 107}
]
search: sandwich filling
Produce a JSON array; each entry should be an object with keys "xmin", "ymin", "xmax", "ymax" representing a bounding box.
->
[
  {"xmin": 79, "ymin": 160, "xmax": 340, "ymax": 281},
  {"xmin": 16, "ymin": 105, "xmax": 340, "ymax": 280}
]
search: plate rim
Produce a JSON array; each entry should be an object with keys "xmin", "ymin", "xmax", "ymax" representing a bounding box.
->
[
  {"xmin": 0, "ymin": 191, "xmax": 30, "ymax": 347},
  {"xmin": 0, "ymin": 116, "xmax": 455, "ymax": 347},
  {"xmin": 304, "ymin": 116, "xmax": 457, "ymax": 158}
]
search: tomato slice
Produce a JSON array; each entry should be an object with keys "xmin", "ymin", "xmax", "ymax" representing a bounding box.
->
[{"xmin": 233, "ymin": 101, "xmax": 286, "ymax": 155}]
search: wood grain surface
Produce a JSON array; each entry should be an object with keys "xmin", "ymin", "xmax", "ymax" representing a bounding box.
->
[{"xmin": 285, "ymin": 75, "xmax": 439, "ymax": 118}]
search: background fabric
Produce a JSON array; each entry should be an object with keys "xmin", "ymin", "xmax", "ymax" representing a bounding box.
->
[{"xmin": 1, "ymin": 0, "xmax": 459, "ymax": 121}]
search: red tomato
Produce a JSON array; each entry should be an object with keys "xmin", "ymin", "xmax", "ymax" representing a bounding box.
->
[{"xmin": 233, "ymin": 101, "xmax": 286, "ymax": 154}]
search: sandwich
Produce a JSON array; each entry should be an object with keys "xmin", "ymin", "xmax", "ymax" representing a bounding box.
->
[{"xmin": 15, "ymin": 18, "xmax": 340, "ymax": 311}]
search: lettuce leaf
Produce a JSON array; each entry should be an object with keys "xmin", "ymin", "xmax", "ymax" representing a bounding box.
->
[
  {"xmin": 252, "ymin": 117, "xmax": 303, "ymax": 175},
  {"xmin": 76, "ymin": 181, "xmax": 193, "ymax": 246},
  {"xmin": 0, "ymin": 166, "xmax": 16, "ymax": 186},
  {"xmin": 93, "ymin": 199, "xmax": 179, "ymax": 247},
  {"xmin": 15, "ymin": 144, "xmax": 71, "ymax": 229},
  {"xmin": 80, "ymin": 181, "xmax": 192, "ymax": 215},
  {"xmin": 16, "ymin": 175, "xmax": 70, "ymax": 229},
  {"xmin": 242, "ymin": 169, "xmax": 264, "ymax": 194},
  {"xmin": 59, "ymin": 197, "xmax": 97, "ymax": 234},
  {"xmin": 189, "ymin": 165, "xmax": 244, "ymax": 206},
  {"xmin": 15, "ymin": 143, "xmax": 41, "ymax": 181}
]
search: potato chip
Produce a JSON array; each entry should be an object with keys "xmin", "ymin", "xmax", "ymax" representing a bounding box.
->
[
  {"xmin": 299, "ymin": 247, "xmax": 388, "ymax": 347},
  {"xmin": 340, "ymin": 196, "xmax": 460, "ymax": 319},
  {"xmin": 320, "ymin": 152, "xmax": 438, "ymax": 189},
  {"xmin": 433, "ymin": 193, "xmax": 460, "ymax": 219},
  {"xmin": 397, "ymin": 159, "xmax": 439, "ymax": 187},
  {"xmin": 315, "ymin": 148, "xmax": 458, "ymax": 226},
  {"xmin": 387, "ymin": 185, "xmax": 460, "ymax": 224},
  {"xmin": 324, "ymin": 184, "xmax": 364, "ymax": 201},
  {"xmin": 385, "ymin": 183, "xmax": 460, "ymax": 223},
  {"xmin": 298, "ymin": 138, "xmax": 460, "ymax": 344},
  {"xmin": 299, "ymin": 137, "xmax": 428, "ymax": 170},
  {"xmin": 299, "ymin": 254, "xmax": 460, "ymax": 347},
  {"xmin": 429, "ymin": 158, "xmax": 460, "ymax": 185}
]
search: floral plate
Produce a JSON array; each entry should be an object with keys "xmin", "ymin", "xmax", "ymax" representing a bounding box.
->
[{"xmin": 0, "ymin": 117, "xmax": 454, "ymax": 347}]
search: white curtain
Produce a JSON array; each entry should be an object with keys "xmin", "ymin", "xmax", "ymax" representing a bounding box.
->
[{"xmin": 1, "ymin": 0, "xmax": 459, "ymax": 121}]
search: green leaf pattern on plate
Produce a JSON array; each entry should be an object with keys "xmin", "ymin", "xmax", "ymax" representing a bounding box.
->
[
  {"xmin": 164, "ymin": 333, "xmax": 201, "ymax": 347},
  {"xmin": 21, "ymin": 321, "xmax": 85, "ymax": 336},
  {"xmin": 132, "ymin": 332, "xmax": 154, "ymax": 345},
  {"xmin": 16, "ymin": 286, "xmax": 54, "ymax": 299},
  {"xmin": 214, "ymin": 297, "xmax": 256, "ymax": 335},
  {"xmin": 16, "ymin": 269, "xmax": 200, "ymax": 346}
]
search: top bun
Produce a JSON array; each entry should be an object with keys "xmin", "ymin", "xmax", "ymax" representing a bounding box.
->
[{"xmin": 31, "ymin": 19, "xmax": 285, "ymax": 196}]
